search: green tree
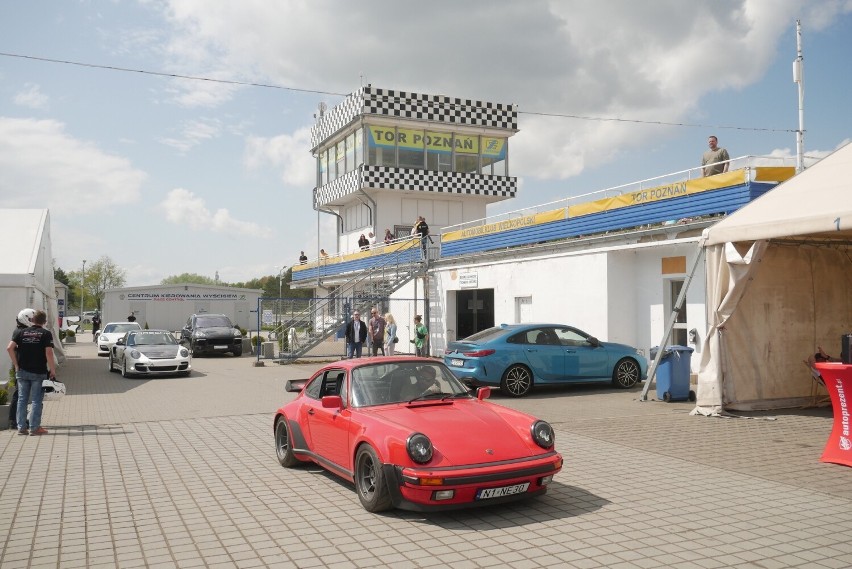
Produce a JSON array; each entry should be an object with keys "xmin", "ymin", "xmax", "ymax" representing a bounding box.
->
[
  {"xmin": 53, "ymin": 264, "xmax": 76, "ymax": 306},
  {"xmin": 161, "ymin": 273, "xmax": 217, "ymax": 285},
  {"xmin": 69, "ymin": 256, "xmax": 127, "ymax": 311}
]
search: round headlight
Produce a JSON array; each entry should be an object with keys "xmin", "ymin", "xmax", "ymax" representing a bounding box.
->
[
  {"xmin": 130, "ymin": 349, "xmax": 141, "ymax": 359},
  {"xmin": 233, "ymin": 329, "xmax": 242, "ymax": 337},
  {"xmin": 531, "ymin": 420, "xmax": 555, "ymax": 449},
  {"xmin": 180, "ymin": 348, "xmax": 189, "ymax": 357},
  {"xmin": 194, "ymin": 330, "xmax": 206, "ymax": 338},
  {"xmin": 406, "ymin": 433, "xmax": 433, "ymax": 464}
]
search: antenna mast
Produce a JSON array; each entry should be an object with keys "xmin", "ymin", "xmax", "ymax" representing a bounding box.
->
[{"xmin": 793, "ymin": 19, "xmax": 805, "ymax": 172}]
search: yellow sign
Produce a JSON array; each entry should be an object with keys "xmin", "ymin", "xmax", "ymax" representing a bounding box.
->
[{"xmin": 442, "ymin": 209, "xmax": 566, "ymax": 243}]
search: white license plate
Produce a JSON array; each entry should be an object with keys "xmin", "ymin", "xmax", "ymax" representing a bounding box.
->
[
  {"xmin": 476, "ymin": 482, "xmax": 530, "ymax": 500},
  {"xmin": 214, "ymin": 345, "xmax": 228, "ymax": 350},
  {"xmin": 450, "ymin": 358, "xmax": 464, "ymax": 367}
]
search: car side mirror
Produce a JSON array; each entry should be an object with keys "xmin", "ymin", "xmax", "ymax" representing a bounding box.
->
[
  {"xmin": 321, "ymin": 395, "xmax": 343, "ymax": 409},
  {"xmin": 587, "ymin": 336, "xmax": 600, "ymax": 347},
  {"xmin": 285, "ymin": 379, "xmax": 308, "ymax": 392},
  {"xmin": 476, "ymin": 386, "xmax": 491, "ymax": 400},
  {"xmin": 116, "ymin": 338, "xmax": 125, "ymax": 346}
]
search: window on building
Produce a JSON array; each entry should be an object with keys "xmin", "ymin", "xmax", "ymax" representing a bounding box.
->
[
  {"xmin": 354, "ymin": 127, "xmax": 363, "ymax": 168},
  {"xmin": 397, "ymin": 127, "xmax": 424, "ymax": 169},
  {"xmin": 668, "ymin": 279, "xmax": 687, "ymax": 346},
  {"xmin": 345, "ymin": 133, "xmax": 356, "ymax": 173},
  {"xmin": 319, "ymin": 152, "xmax": 328, "ymax": 186},
  {"xmin": 336, "ymin": 140, "xmax": 346, "ymax": 177},
  {"xmin": 426, "ymin": 131, "xmax": 453, "ymax": 172},
  {"xmin": 481, "ymin": 136, "xmax": 507, "ymax": 175}
]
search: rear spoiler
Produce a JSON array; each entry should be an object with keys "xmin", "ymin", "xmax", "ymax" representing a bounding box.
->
[{"xmin": 285, "ymin": 379, "xmax": 309, "ymax": 393}]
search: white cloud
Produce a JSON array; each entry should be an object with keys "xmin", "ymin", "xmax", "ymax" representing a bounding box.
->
[
  {"xmin": 158, "ymin": 117, "xmax": 222, "ymax": 153},
  {"xmin": 158, "ymin": 187, "xmax": 275, "ymax": 238},
  {"xmin": 243, "ymin": 126, "xmax": 315, "ymax": 188},
  {"xmin": 14, "ymin": 83, "xmax": 49, "ymax": 110},
  {"xmin": 0, "ymin": 117, "xmax": 145, "ymax": 213}
]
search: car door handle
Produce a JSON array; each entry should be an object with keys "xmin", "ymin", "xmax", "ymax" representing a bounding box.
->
[
  {"xmin": 526, "ymin": 348, "xmax": 538, "ymax": 352},
  {"xmin": 307, "ymin": 408, "xmax": 315, "ymax": 415}
]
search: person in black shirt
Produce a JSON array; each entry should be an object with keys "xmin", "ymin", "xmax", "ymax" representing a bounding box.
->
[
  {"xmin": 7, "ymin": 309, "xmax": 33, "ymax": 430},
  {"xmin": 91, "ymin": 311, "xmax": 101, "ymax": 341},
  {"xmin": 6, "ymin": 309, "xmax": 57, "ymax": 436}
]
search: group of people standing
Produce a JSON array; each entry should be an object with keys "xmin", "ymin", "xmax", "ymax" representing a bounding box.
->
[
  {"xmin": 344, "ymin": 309, "xmax": 427, "ymax": 359},
  {"xmin": 6, "ymin": 308, "xmax": 56, "ymax": 435}
]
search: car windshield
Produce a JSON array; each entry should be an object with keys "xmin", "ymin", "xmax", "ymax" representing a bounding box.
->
[
  {"xmin": 350, "ymin": 362, "xmax": 471, "ymax": 407},
  {"xmin": 129, "ymin": 332, "xmax": 177, "ymax": 346},
  {"xmin": 461, "ymin": 326, "xmax": 509, "ymax": 343},
  {"xmin": 196, "ymin": 316, "xmax": 232, "ymax": 328},
  {"xmin": 103, "ymin": 323, "xmax": 142, "ymax": 334}
]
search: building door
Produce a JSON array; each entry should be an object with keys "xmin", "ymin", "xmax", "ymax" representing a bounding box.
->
[
  {"xmin": 456, "ymin": 289, "xmax": 494, "ymax": 339},
  {"xmin": 515, "ymin": 296, "xmax": 532, "ymax": 323}
]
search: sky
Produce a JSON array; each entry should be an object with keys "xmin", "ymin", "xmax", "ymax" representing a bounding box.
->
[{"xmin": 1, "ymin": 0, "xmax": 851, "ymax": 287}]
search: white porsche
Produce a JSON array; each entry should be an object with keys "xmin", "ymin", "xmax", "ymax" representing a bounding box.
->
[
  {"xmin": 109, "ymin": 329, "xmax": 192, "ymax": 378},
  {"xmin": 97, "ymin": 321, "xmax": 142, "ymax": 356}
]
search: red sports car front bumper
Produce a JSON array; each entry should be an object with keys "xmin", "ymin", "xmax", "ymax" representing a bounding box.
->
[{"xmin": 383, "ymin": 451, "xmax": 563, "ymax": 511}]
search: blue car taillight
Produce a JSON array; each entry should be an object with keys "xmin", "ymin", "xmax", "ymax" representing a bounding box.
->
[{"xmin": 462, "ymin": 349, "xmax": 495, "ymax": 357}]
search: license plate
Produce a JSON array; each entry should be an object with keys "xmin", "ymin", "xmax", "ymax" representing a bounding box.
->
[
  {"xmin": 476, "ymin": 482, "xmax": 529, "ymax": 500},
  {"xmin": 214, "ymin": 345, "xmax": 228, "ymax": 350},
  {"xmin": 450, "ymin": 358, "xmax": 464, "ymax": 367}
]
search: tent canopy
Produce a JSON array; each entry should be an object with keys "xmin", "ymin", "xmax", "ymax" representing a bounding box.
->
[
  {"xmin": 697, "ymin": 143, "xmax": 852, "ymax": 413},
  {"xmin": 705, "ymin": 143, "xmax": 852, "ymax": 246}
]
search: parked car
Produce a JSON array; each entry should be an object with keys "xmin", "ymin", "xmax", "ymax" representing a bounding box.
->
[
  {"xmin": 444, "ymin": 323, "xmax": 648, "ymax": 397},
  {"xmin": 180, "ymin": 314, "xmax": 243, "ymax": 357},
  {"xmin": 274, "ymin": 357, "xmax": 563, "ymax": 512},
  {"xmin": 109, "ymin": 329, "xmax": 192, "ymax": 378},
  {"xmin": 81, "ymin": 310, "xmax": 98, "ymax": 324},
  {"xmin": 96, "ymin": 321, "xmax": 142, "ymax": 356}
]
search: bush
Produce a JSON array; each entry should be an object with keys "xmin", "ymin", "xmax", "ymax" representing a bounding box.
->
[
  {"xmin": 59, "ymin": 330, "xmax": 67, "ymax": 340},
  {"xmin": 251, "ymin": 335, "xmax": 265, "ymax": 347},
  {"xmin": 66, "ymin": 329, "xmax": 76, "ymax": 337}
]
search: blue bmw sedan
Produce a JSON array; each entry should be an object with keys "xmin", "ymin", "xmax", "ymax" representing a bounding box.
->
[{"xmin": 444, "ymin": 324, "xmax": 648, "ymax": 397}]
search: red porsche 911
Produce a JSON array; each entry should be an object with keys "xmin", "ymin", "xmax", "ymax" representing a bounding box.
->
[{"xmin": 273, "ymin": 357, "xmax": 563, "ymax": 512}]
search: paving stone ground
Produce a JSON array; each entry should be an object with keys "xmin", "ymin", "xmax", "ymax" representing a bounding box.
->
[{"xmin": 1, "ymin": 335, "xmax": 850, "ymax": 568}]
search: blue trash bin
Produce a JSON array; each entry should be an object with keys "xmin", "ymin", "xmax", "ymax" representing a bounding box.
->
[{"xmin": 650, "ymin": 345, "xmax": 695, "ymax": 402}]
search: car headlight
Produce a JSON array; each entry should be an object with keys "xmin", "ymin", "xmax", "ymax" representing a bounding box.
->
[
  {"xmin": 130, "ymin": 350, "xmax": 141, "ymax": 359},
  {"xmin": 531, "ymin": 420, "xmax": 555, "ymax": 449},
  {"xmin": 407, "ymin": 433, "xmax": 433, "ymax": 464},
  {"xmin": 233, "ymin": 329, "xmax": 241, "ymax": 337},
  {"xmin": 180, "ymin": 348, "xmax": 189, "ymax": 357},
  {"xmin": 194, "ymin": 331, "xmax": 206, "ymax": 338}
]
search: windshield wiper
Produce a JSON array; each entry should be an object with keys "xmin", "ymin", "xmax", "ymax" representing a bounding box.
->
[{"xmin": 407, "ymin": 392, "xmax": 455, "ymax": 403}]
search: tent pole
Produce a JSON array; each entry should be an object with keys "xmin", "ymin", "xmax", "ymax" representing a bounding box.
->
[{"xmin": 640, "ymin": 243, "xmax": 706, "ymax": 401}]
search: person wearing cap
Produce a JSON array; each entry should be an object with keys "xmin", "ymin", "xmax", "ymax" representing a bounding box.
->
[
  {"xmin": 344, "ymin": 310, "xmax": 367, "ymax": 359},
  {"xmin": 7, "ymin": 309, "xmax": 31, "ymax": 430}
]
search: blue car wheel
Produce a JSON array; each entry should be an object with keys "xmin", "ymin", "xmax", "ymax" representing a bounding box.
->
[
  {"xmin": 501, "ymin": 364, "xmax": 533, "ymax": 397},
  {"xmin": 612, "ymin": 358, "xmax": 641, "ymax": 389}
]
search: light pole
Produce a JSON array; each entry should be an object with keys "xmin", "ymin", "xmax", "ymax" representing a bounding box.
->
[{"xmin": 80, "ymin": 259, "xmax": 87, "ymax": 322}]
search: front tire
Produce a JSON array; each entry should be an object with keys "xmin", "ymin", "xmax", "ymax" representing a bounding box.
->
[
  {"xmin": 232, "ymin": 345, "xmax": 243, "ymax": 357},
  {"xmin": 354, "ymin": 445, "xmax": 392, "ymax": 512},
  {"xmin": 121, "ymin": 359, "xmax": 131, "ymax": 378},
  {"xmin": 108, "ymin": 354, "xmax": 115, "ymax": 372},
  {"xmin": 612, "ymin": 358, "xmax": 640, "ymax": 389},
  {"xmin": 501, "ymin": 364, "xmax": 533, "ymax": 397},
  {"xmin": 275, "ymin": 418, "xmax": 300, "ymax": 467}
]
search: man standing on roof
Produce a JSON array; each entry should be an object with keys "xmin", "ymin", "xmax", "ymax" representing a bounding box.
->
[{"xmin": 702, "ymin": 135, "xmax": 730, "ymax": 177}]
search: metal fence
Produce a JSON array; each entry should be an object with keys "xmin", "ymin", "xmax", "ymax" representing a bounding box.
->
[{"xmin": 253, "ymin": 296, "xmax": 428, "ymax": 363}]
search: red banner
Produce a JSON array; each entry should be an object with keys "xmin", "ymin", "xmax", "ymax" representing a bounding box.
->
[{"xmin": 815, "ymin": 363, "xmax": 852, "ymax": 467}]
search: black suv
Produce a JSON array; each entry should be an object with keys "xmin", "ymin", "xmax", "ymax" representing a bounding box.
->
[{"xmin": 181, "ymin": 314, "xmax": 243, "ymax": 357}]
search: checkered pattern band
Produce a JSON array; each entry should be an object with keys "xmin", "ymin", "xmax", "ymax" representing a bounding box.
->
[
  {"xmin": 311, "ymin": 86, "xmax": 517, "ymax": 148},
  {"xmin": 315, "ymin": 166, "xmax": 517, "ymax": 207}
]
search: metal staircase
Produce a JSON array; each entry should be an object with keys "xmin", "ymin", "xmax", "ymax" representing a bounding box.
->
[{"xmin": 268, "ymin": 246, "xmax": 425, "ymax": 363}]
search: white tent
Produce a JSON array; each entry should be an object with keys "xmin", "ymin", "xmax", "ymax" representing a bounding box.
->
[
  {"xmin": 695, "ymin": 142, "xmax": 852, "ymax": 413},
  {"xmin": 0, "ymin": 209, "xmax": 65, "ymax": 376}
]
